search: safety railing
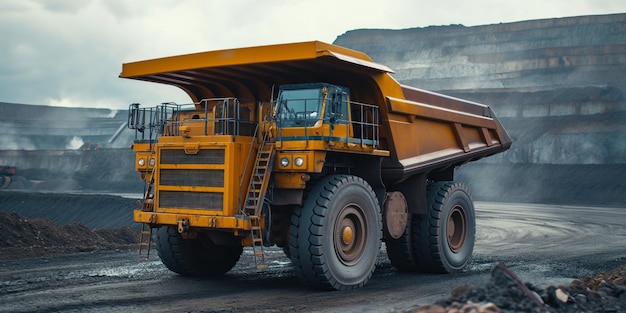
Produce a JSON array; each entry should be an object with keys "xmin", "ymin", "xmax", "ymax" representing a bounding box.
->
[
  {"xmin": 127, "ymin": 98, "xmax": 258, "ymax": 140},
  {"xmin": 347, "ymin": 100, "xmax": 380, "ymax": 148},
  {"xmin": 128, "ymin": 97, "xmax": 379, "ymax": 148},
  {"xmin": 128, "ymin": 102, "xmax": 178, "ymax": 142},
  {"xmin": 274, "ymin": 98, "xmax": 379, "ymax": 149}
]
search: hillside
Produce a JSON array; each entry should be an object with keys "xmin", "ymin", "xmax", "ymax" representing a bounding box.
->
[
  {"xmin": 0, "ymin": 102, "xmax": 133, "ymax": 150},
  {"xmin": 334, "ymin": 14, "xmax": 626, "ymax": 205}
]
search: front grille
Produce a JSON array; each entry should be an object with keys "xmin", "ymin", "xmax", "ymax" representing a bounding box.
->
[
  {"xmin": 160, "ymin": 169, "xmax": 224, "ymax": 187},
  {"xmin": 160, "ymin": 149, "xmax": 224, "ymax": 164},
  {"xmin": 159, "ymin": 191, "xmax": 223, "ymax": 210},
  {"xmin": 158, "ymin": 148, "xmax": 226, "ymax": 210}
]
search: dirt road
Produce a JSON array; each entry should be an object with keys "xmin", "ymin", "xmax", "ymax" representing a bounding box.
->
[{"xmin": 1, "ymin": 202, "xmax": 625, "ymax": 313}]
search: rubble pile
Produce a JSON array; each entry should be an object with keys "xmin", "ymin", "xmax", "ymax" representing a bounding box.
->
[
  {"xmin": 413, "ymin": 263, "xmax": 626, "ymax": 313},
  {"xmin": 0, "ymin": 211, "xmax": 138, "ymax": 259}
]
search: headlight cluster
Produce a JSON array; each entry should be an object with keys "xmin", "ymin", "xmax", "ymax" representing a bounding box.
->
[
  {"xmin": 279, "ymin": 155, "xmax": 306, "ymax": 169},
  {"xmin": 137, "ymin": 156, "xmax": 156, "ymax": 168}
]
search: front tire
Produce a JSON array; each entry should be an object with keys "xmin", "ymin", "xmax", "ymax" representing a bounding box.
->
[
  {"xmin": 156, "ymin": 227, "xmax": 243, "ymax": 276},
  {"xmin": 289, "ymin": 175, "xmax": 382, "ymax": 290}
]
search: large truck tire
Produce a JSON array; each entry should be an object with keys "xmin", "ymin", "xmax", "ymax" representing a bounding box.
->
[
  {"xmin": 156, "ymin": 226, "xmax": 242, "ymax": 276},
  {"xmin": 385, "ymin": 212, "xmax": 419, "ymax": 271},
  {"xmin": 289, "ymin": 175, "xmax": 382, "ymax": 290},
  {"xmin": 415, "ymin": 181, "xmax": 475, "ymax": 273}
]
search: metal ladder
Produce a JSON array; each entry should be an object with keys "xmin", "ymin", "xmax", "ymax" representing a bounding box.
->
[
  {"xmin": 137, "ymin": 126, "xmax": 159, "ymax": 259},
  {"xmin": 130, "ymin": 103, "xmax": 175, "ymax": 260},
  {"xmin": 137, "ymin": 160, "xmax": 156, "ymax": 259},
  {"xmin": 138, "ymin": 223, "xmax": 153, "ymax": 259},
  {"xmin": 243, "ymin": 131, "xmax": 275, "ymax": 270}
]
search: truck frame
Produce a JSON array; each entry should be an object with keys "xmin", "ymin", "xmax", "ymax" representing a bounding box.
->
[{"xmin": 120, "ymin": 41, "xmax": 512, "ymax": 290}]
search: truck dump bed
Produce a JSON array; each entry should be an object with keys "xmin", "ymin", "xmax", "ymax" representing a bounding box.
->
[
  {"xmin": 120, "ymin": 41, "xmax": 511, "ymax": 184},
  {"xmin": 383, "ymin": 85, "xmax": 512, "ymax": 182}
]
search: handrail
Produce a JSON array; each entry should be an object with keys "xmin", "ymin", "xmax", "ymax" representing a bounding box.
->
[
  {"xmin": 273, "ymin": 98, "xmax": 379, "ymax": 149},
  {"xmin": 128, "ymin": 96, "xmax": 379, "ymax": 148},
  {"xmin": 128, "ymin": 98, "xmax": 258, "ymax": 139},
  {"xmin": 128, "ymin": 102, "xmax": 179, "ymax": 142}
]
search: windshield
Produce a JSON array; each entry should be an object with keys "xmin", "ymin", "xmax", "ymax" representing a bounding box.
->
[{"xmin": 277, "ymin": 88, "xmax": 322, "ymax": 127}]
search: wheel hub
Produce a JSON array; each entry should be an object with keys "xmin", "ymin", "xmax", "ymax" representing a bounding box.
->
[
  {"xmin": 341, "ymin": 225, "xmax": 354, "ymax": 245},
  {"xmin": 334, "ymin": 205, "xmax": 367, "ymax": 266},
  {"xmin": 447, "ymin": 206, "xmax": 467, "ymax": 252}
]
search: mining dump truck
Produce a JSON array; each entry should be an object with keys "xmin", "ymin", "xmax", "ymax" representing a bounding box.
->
[{"xmin": 120, "ymin": 41, "xmax": 511, "ymax": 290}]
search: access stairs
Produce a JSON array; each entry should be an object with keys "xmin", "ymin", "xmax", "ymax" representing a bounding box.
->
[
  {"xmin": 243, "ymin": 130, "xmax": 275, "ymax": 270},
  {"xmin": 136, "ymin": 121, "xmax": 159, "ymax": 259},
  {"xmin": 138, "ymin": 223, "xmax": 153, "ymax": 259},
  {"xmin": 137, "ymin": 175, "xmax": 155, "ymax": 259}
]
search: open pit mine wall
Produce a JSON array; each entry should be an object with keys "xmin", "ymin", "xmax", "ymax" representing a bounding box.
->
[
  {"xmin": 0, "ymin": 149, "xmax": 140, "ymax": 193},
  {"xmin": 334, "ymin": 13, "xmax": 626, "ymax": 166},
  {"xmin": 334, "ymin": 14, "xmax": 626, "ymax": 205},
  {"xmin": 0, "ymin": 103, "xmax": 141, "ymax": 192},
  {"xmin": 0, "ymin": 102, "xmax": 135, "ymax": 151}
]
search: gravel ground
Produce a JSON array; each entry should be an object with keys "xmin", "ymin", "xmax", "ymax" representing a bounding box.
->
[{"xmin": 1, "ymin": 191, "xmax": 625, "ymax": 312}]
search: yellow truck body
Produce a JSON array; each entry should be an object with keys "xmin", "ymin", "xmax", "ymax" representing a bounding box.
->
[{"xmin": 121, "ymin": 41, "xmax": 511, "ymax": 290}]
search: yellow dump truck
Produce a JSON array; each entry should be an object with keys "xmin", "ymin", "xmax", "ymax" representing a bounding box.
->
[{"xmin": 121, "ymin": 41, "xmax": 511, "ymax": 290}]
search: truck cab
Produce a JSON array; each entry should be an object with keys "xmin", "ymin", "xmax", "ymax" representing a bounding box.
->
[{"xmin": 274, "ymin": 83, "xmax": 380, "ymax": 154}]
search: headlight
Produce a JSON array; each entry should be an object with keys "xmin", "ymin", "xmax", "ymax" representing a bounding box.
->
[
  {"xmin": 149, "ymin": 158, "xmax": 156, "ymax": 166},
  {"xmin": 294, "ymin": 157, "xmax": 304, "ymax": 167},
  {"xmin": 280, "ymin": 157, "xmax": 290, "ymax": 167},
  {"xmin": 138, "ymin": 158, "xmax": 146, "ymax": 167}
]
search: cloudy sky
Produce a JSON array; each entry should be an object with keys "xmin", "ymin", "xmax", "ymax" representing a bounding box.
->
[{"xmin": 1, "ymin": 0, "xmax": 624, "ymax": 110}]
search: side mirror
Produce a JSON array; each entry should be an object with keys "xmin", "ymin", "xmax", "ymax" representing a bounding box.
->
[
  {"xmin": 128, "ymin": 103, "xmax": 144, "ymax": 132},
  {"xmin": 332, "ymin": 94, "xmax": 341, "ymax": 113}
]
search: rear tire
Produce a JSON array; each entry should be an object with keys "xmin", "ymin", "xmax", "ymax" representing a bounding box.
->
[
  {"xmin": 385, "ymin": 212, "xmax": 419, "ymax": 271},
  {"xmin": 289, "ymin": 175, "xmax": 382, "ymax": 290},
  {"xmin": 415, "ymin": 181, "xmax": 475, "ymax": 273},
  {"xmin": 156, "ymin": 226, "xmax": 242, "ymax": 276}
]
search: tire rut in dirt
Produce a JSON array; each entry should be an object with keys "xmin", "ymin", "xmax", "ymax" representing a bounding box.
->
[{"xmin": 0, "ymin": 176, "xmax": 11, "ymax": 189}]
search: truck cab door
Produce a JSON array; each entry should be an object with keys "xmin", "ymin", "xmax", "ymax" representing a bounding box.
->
[{"xmin": 327, "ymin": 89, "xmax": 352, "ymax": 138}]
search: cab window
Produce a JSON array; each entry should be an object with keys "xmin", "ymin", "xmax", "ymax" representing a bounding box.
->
[{"xmin": 277, "ymin": 88, "xmax": 322, "ymax": 127}]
